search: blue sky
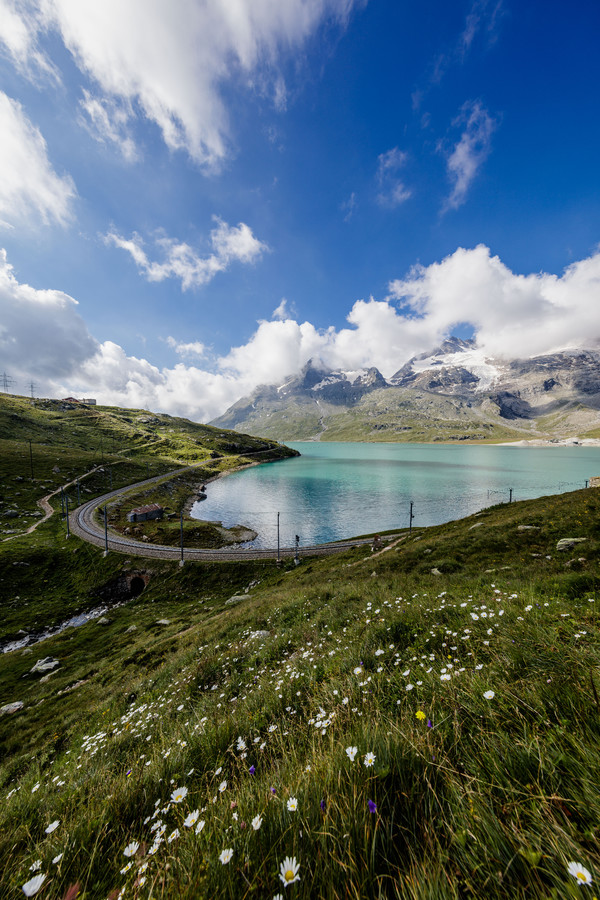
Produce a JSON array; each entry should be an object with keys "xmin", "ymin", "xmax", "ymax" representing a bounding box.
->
[{"xmin": 1, "ymin": 0, "xmax": 599, "ymax": 420}]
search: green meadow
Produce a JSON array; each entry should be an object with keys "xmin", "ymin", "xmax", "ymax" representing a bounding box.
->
[{"xmin": 1, "ymin": 394, "xmax": 600, "ymax": 898}]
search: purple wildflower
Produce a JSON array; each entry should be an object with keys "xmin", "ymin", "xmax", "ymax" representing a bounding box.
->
[
  {"xmin": 249, "ymin": 765, "xmax": 255, "ymax": 775},
  {"xmin": 320, "ymin": 799, "xmax": 326, "ymax": 812},
  {"xmin": 368, "ymin": 799, "xmax": 377, "ymax": 814}
]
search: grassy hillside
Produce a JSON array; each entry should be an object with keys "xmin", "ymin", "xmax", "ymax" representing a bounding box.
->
[
  {"xmin": 0, "ymin": 393, "xmax": 296, "ymax": 549},
  {"xmin": 1, "ymin": 395, "xmax": 600, "ymax": 897}
]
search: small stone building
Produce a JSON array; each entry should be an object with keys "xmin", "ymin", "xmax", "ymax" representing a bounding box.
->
[{"xmin": 127, "ymin": 503, "xmax": 164, "ymax": 523}]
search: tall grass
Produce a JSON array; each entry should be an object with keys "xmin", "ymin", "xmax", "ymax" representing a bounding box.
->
[{"xmin": 2, "ymin": 567, "xmax": 600, "ymax": 898}]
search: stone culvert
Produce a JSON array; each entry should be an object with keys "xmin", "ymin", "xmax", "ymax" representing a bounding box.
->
[{"xmin": 93, "ymin": 572, "xmax": 152, "ymax": 603}]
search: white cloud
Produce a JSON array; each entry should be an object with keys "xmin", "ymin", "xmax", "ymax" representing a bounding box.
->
[
  {"xmin": 0, "ymin": 249, "xmax": 96, "ymax": 380},
  {"xmin": 459, "ymin": 0, "xmax": 505, "ymax": 58},
  {"xmin": 0, "ymin": 91, "xmax": 76, "ymax": 228},
  {"xmin": 388, "ymin": 244, "xmax": 600, "ymax": 360},
  {"xmin": 166, "ymin": 337, "xmax": 206, "ymax": 359},
  {"xmin": 5, "ymin": 245, "xmax": 600, "ymax": 423},
  {"xmin": 0, "ymin": 0, "xmax": 58, "ymax": 82},
  {"xmin": 272, "ymin": 298, "xmax": 297, "ymax": 320},
  {"xmin": 442, "ymin": 100, "xmax": 498, "ymax": 211},
  {"xmin": 8, "ymin": 0, "xmax": 362, "ymax": 168},
  {"xmin": 105, "ymin": 218, "xmax": 268, "ymax": 290},
  {"xmin": 422, "ymin": 0, "xmax": 505, "ymax": 91},
  {"xmin": 79, "ymin": 90, "xmax": 137, "ymax": 161},
  {"xmin": 341, "ymin": 191, "xmax": 357, "ymax": 221},
  {"xmin": 376, "ymin": 147, "xmax": 411, "ymax": 208}
]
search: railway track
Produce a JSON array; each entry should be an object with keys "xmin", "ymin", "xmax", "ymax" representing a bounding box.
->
[{"xmin": 68, "ymin": 472, "xmax": 376, "ymax": 562}]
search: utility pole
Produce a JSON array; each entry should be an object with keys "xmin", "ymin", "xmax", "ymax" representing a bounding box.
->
[
  {"xmin": 509, "ymin": 488, "xmax": 513, "ymax": 503},
  {"xmin": 28, "ymin": 440, "xmax": 34, "ymax": 482},
  {"xmin": 409, "ymin": 501, "xmax": 414, "ymax": 533},
  {"xmin": 295, "ymin": 533, "xmax": 300, "ymax": 565},
  {"xmin": 1, "ymin": 372, "xmax": 15, "ymax": 392},
  {"xmin": 27, "ymin": 381, "xmax": 37, "ymax": 399}
]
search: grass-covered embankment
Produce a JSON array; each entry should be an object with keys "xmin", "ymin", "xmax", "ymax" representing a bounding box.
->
[
  {"xmin": 2, "ymin": 464, "xmax": 600, "ymax": 897},
  {"xmin": 0, "ymin": 393, "xmax": 296, "ymax": 550}
]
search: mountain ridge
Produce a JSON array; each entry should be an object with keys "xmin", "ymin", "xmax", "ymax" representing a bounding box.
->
[{"xmin": 211, "ymin": 343, "xmax": 600, "ymax": 442}]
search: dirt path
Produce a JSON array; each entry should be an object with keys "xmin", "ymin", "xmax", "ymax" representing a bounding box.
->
[{"xmin": 2, "ymin": 462, "xmax": 123, "ymax": 543}]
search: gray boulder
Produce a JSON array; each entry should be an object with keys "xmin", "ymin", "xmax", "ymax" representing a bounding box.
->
[
  {"xmin": 1, "ymin": 701, "xmax": 24, "ymax": 715},
  {"xmin": 556, "ymin": 538, "xmax": 587, "ymax": 551},
  {"xmin": 30, "ymin": 657, "xmax": 59, "ymax": 674}
]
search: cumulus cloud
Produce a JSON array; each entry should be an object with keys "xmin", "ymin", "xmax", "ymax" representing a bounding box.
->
[
  {"xmin": 105, "ymin": 218, "xmax": 268, "ymax": 291},
  {"xmin": 166, "ymin": 337, "xmax": 206, "ymax": 359},
  {"xmin": 388, "ymin": 244, "xmax": 600, "ymax": 360},
  {"xmin": 5, "ymin": 0, "xmax": 361, "ymax": 168},
  {"xmin": 376, "ymin": 147, "xmax": 411, "ymax": 207},
  {"xmin": 442, "ymin": 100, "xmax": 498, "ymax": 211},
  {"xmin": 4, "ymin": 245, "xmax": 600, "ymax": 423},
  {"xmin": 0, "ymin": 91, "xmax": 76, "ymax": 228},
  {"xmin": 0, "ymin": 249, "xmax": 97, "ymax": 378}
]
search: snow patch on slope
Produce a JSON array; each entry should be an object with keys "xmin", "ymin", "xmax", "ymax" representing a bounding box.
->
[{"xmin": 412, "ymin": 348, "xmax": 506, "ymax": 390}]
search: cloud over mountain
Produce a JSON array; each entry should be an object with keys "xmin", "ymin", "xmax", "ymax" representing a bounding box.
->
[{"xmin": 2, "ymin": 244, "xmax": 600, "ymax": 422}]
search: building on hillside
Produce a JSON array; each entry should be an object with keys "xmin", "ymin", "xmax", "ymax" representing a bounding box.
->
[
  {"xmin": 127, "ymin": 503, "xmax": 164, "ymax": 523},
  {"xmin": 60, "ymin": 397, "xmax": 96, "ymax": 405}
]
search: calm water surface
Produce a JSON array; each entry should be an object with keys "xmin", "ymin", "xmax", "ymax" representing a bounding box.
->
[{"xmin": 191, "ymin": 442, "xmax": 600, "ymax": 548}]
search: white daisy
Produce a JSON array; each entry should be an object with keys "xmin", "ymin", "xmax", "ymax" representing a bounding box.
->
[
  {"xmin": 567, "ymin": 861, "xmax": 592, "ymax": 885},
  {"xmin": 279, "ymin": 855, "xmax": 300, "ymax": 887}
]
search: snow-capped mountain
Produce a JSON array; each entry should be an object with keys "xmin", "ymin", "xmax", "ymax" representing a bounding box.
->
[{"xmin": 210, "ymin": 343, "xmax": 600, "ymax": 442}]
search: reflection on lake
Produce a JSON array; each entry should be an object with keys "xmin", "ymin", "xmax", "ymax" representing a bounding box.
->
[{"xmin": 190, "ymin": 442, "xmax": 600, "ymax": 548}]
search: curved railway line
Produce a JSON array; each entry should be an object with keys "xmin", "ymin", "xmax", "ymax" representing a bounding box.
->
[{"xmin": 68, "ymin": 464, "xmax": 379, "ymax": 562}]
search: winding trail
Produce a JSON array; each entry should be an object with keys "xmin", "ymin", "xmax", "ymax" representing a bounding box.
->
[{"xmin": 2, "ymin": 461, "xmax": 127, "ymax": 543}]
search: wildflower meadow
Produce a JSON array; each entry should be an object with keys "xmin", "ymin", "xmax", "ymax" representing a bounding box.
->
[{"xmin": 2, "ymin": 413, "xmax": 600, "ymax": 897}]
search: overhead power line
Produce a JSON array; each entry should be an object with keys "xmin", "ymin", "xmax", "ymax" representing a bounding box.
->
[{"xmin": 1, "ymin": 372, "xmax": 15, "ymax": 392}]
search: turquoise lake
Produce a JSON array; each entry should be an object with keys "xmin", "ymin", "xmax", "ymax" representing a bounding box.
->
[{"xmin": 190, "ymin": 442, "xmax": 600, "ymax": 548}]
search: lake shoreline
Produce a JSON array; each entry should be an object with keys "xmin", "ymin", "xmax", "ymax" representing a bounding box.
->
[
  {"xmin": 289, "ymin": 437, "xmax": 600, "ymax": 447},
  {"xmin": 189, "ymin": 441, "xmax": 600, "ymax": 547}
]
